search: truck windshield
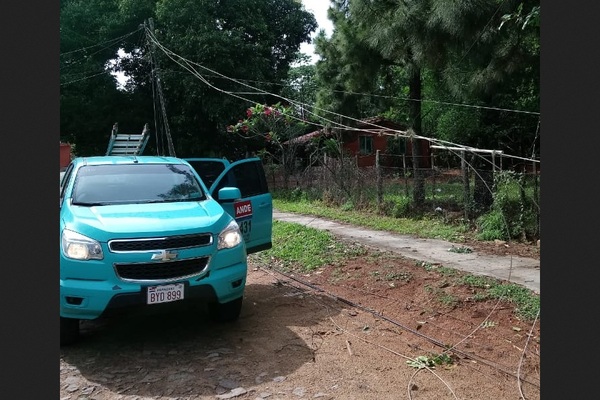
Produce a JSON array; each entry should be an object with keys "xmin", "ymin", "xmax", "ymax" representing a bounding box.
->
[{"xmin": 71, "ymin": 163, "xmax": 206, "ymax": 205}]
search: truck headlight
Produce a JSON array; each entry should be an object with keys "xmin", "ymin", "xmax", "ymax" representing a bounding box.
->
[
  {"xmin": 218, "ymin": 220, "xmax": 242, "ymax": 250},
  {"xmin": 61, "ymin": 229, "xmax": 104, "ymax": 260}
]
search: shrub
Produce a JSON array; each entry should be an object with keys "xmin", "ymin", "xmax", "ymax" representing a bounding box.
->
[{"xmin": 476, "ymin": 171, "xmax": 539, "ymax": 241}]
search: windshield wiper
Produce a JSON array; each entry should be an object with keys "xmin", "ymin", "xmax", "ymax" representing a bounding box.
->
[{"xmin": 72, "ymin": 201, "xmax": 110, "ymax": 206}]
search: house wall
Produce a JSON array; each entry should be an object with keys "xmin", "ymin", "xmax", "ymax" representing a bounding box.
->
[
  {"xmin": 342, "ymin": 132, "xmax": 389, "ymax": 156},
  {"xmin": 60, "ymin": 142, "xmax": 72, "ymax": 170},
  {"xmin": 343, "ymin": 133, "xmax": 431, "ymax": 168}
]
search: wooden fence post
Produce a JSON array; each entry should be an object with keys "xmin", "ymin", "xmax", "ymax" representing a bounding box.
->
[
  {"xmin": 376, "ymin": 150, "xmax": 382, "ymax": 210},
  {"xmin": 402, "ymin": 154, "xmax": 409, "ymax": 198},
  {"xmin": 462, "ymin": 151, "xmax": 470, "ymax": 219}
]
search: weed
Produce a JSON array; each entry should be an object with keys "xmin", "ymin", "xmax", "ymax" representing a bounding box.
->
[
  {"xmin": 472, "ymin": 293, "xmax": 490, "ymax": 302},
  {"xmin": 432, "ymin": 353, "xmax": 454, "ymax": 366},
  {"xmin": 480, "ymin": 320, "xmax": 497, "ymax": 328},
  {"xmin": 475, "ymin": 171, "xmax": 540, "ymax": 241},
  {"xmin": 448, "ymin": 245, "xmax": 473, "ymax": 254},
  {"xmin": 416, "ymin": 261, "xmax": 455, "ymax": 276},
  {"xmin": 489, "ymin": 283, "xmax": 540, "ymax": 321},
  {"xmin": 407, "ymin": 355, "xmax": 436, "ymax": 369},
  {"xmin": 438, "ymin": 292, "xmax": 459, "ymax": 307},
  {"xmin": 438, "ymin": 267, "xmax": 458, "ymax": 277},
  {"xmin": 407, "ymin": 353, "xmax": 455, "ymax": 369},
  {"xmin": 424, "ymin": 285, "xmax": 459, "ymax": 308},
  {"xmin": 384, "ymin": 271, "xmax": 412, "ymax": 282},
  {"xmin": 416, "ymin": 261, "xmax": 439, "ymax": 271},
  {"xmin": 461, "ymin": 274, "xmax": 495, "ymax": 288},
  {"xmin": 371, "ymin": 270, "xmax": 412, "ymax": 283}
]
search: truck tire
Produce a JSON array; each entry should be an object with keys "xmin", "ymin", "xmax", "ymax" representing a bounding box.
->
[
  {"xmin": 60, "ymin": 317, "xmax": 80, "ymax": 346},
  {"xmin": 208, "ymin": 297, "xmax": 243, "ymax": 323}
]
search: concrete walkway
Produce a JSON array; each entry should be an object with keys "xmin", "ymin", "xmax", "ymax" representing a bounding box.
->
[{"xmin": 273, "ymin": 211, "xmax": 540, "ymax": 294}]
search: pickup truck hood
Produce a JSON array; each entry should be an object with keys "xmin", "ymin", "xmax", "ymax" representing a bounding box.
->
[{"xmin": 62, "ymin": 200, "xmax": 229, "ymax": 240}]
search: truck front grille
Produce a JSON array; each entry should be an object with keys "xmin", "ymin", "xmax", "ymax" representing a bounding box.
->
[
  {"xmin": 109, "ymin": 234, "xmax": 213, "ymax": 252},
  {"xmin": 114, "ymin": 257, "xmax": 209, "ymax": 282}
]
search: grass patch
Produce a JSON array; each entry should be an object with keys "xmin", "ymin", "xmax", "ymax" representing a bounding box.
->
[
  {"xmin": 460, "ymin": 274, "xmax": 540, "ymax": 321},
  {"xmin": 273, "ymin": 197, "xmax": 469, "ymax": 242},
  {"xmin": 253, "ymin": 220, "xmax": 356, "ymax": 273},
  {"xmin": 372, "ymin": 270, "xmax": 413, "ymax": 283},
  {"xmin": 415, "ymin": 261, "xmax": 457, "ymax": 277},
  {"xmin": 424, "ymin": 285, "xmax": 460, "ymax": 308}
]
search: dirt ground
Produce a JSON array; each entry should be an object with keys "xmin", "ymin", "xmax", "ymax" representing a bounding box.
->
[{"xmin": 60, "ymin": 240, "xmax": 540, "ymax": 400}]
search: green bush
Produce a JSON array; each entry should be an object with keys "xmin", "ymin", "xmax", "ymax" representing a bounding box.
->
[
  {"xmin": 476, "ymin": 171, "xmax": 539, "ymax": 241},
  {"xmin": 476, "ymin": 210, "xmax": 509, "ymax": 241}
]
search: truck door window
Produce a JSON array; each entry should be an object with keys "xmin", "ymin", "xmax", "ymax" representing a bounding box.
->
[{"xmin": 213, "ymin": 161, "xmax": 268, "ymax": 199}]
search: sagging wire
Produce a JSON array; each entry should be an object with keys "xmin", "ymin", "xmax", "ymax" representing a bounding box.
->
[
  {"xmin": 145, "ymin": 27, "xmax": 539, "ymax": 167},
  {"xmin": 255, "ymin": 265, "xmax": 459, "ymax": 399},
  {"xmin": 259, "ymin": 264, "xmax": 538, "ymax": 386}
]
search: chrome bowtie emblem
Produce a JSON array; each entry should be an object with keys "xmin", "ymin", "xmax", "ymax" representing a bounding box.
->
[{"xmin": 151, "ymin": 250, "xmax": 178, "ymax": 262}]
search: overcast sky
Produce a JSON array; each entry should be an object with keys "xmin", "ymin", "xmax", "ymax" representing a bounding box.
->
[{"xmin": 300, "ymin": 0, "xmax": 334, "ymax": 63}]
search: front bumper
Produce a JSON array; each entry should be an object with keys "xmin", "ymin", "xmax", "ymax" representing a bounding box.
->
[{"xmin": 60, "ymin": 255, "xmax": 247, "ymax": 320}]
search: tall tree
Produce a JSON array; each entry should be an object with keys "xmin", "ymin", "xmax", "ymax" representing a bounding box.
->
[
  {"xmin": 60, "ymin": 0, "xmax": 157, "ymax": 155},
  {"xmin": 60, "ymin": 0, "xmax": 317, "ymax": 158},
  {"xmin": 152, "ymin": 0, "xmax": 317, "ymax": 158},
  {"xmin": 313, "ymin": 0, "xmax": 539, "ymax": 211}
]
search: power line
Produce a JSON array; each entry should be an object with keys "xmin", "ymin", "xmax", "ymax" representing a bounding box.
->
[
  {"xmin": 61, "ymin": 23, "xmax": 539, "ymax": 167},
  {"xmin": 145, "ymin": 28, "xmax": 539, "ymax": 166},
  {"xmin": 159, "ymin": 69, "xmax": 539, "ymax": 117},
  {"xmin": 60, "ymin": 70, "xmax": 112, "ymax": 86},
  {"xmin": 60, "ymin": 25, "xmax": 538, "ymax": 117},
  {"xmin": 60, "ymin": 27, "xmax": 143, "ymax": 57}
]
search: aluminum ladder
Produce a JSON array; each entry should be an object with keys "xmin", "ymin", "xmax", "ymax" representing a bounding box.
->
[{"xmin": 106, "ymin": 123, "xmax": 150, "ymax": 156}]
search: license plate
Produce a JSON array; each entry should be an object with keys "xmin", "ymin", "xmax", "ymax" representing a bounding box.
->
[{"xmin": 147, "ymin": 283, "xmax": 184, "ymax": 304}]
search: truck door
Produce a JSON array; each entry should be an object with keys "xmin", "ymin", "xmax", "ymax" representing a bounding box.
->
[{"xmin": 209, "ymin": 158, "xmax": 272, "ymax": 254}]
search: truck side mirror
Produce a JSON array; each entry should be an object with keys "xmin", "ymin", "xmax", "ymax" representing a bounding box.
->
[{"xmin": 217, "ymin": 187, "xmax": 241, "ymax": 202}]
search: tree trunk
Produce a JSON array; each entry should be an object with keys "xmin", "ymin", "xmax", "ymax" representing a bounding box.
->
[
  {"xmin": 408, "ymin": 65, "xmax": 425, "ymax": 208},
  {"xmin": 473, "ymin": 163, "xmax": 494, "ymax": 213}
]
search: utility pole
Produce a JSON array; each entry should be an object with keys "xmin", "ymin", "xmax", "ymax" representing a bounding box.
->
[{"xmin": 146, "ymin": 18, "xmax": 176, "ymax": 157}]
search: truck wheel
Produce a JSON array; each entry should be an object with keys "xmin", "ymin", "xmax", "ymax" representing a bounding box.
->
[
  {"xmin": 208, "ymin": 297, "xmax": 243, "ymax": 323},
  {"xmin": 60, "ymin": 317, "xmax": 80, "ymax": 346}
]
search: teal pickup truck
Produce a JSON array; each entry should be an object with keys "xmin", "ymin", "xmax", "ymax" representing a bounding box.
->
[{"xmin": 59, "ymin": 156, "xmax": 272, "ymax": 345}]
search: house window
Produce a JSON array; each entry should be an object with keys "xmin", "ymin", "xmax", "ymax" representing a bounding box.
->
[{"xmin": 359, "ymin": 136, "xmax": 373, "ymax": 155}]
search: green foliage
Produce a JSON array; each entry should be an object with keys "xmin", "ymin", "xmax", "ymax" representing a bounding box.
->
[
  {"xmin": 62, "ymin": 0, "xmax": 539, "ymax": 188},
  {"xmin": 280, "ymin": 63, "xmax": 318, "ymax": 109},
  {"xmin": 60, "ymin": 0, "xmax": 156, "ymax": 155},
  {"xmin": 476, "ymin": 210, "xmax": 508, "ymax": 241},
  {"xmin": 435, "ymin": 108, "xmax": 481, "ymax": 145},
  {"xmin": 61, "ymin": 0, "xmax": 317, "ymax": 158},
  {"xmin": 500, "ymin": 4, "xmax": 540, "ymax": 31},
  {"xmin": 476, "ymin": 171, "xmax": 539, "ymax": 241}
]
